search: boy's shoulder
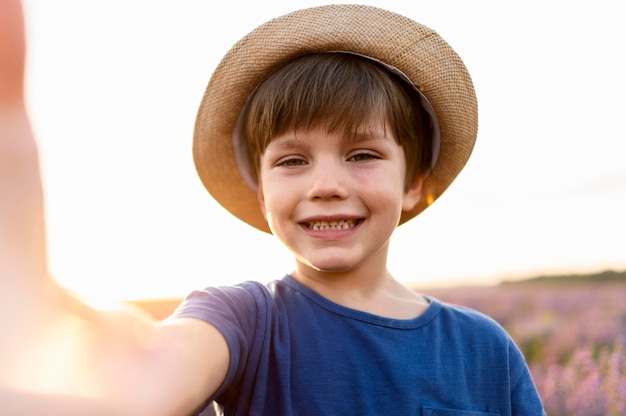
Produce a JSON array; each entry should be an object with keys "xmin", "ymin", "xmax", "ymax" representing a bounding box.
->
[
  {"xmin": 429, "ymin": 297, "xmax": 514, "ymax": 346},
  {"xmin": 176, "ymin": 278, "xmax": 512, "ymax": 346},
  {"xmin": 432, "ymin": 297, "xmax": 500, "ymax": 323}
]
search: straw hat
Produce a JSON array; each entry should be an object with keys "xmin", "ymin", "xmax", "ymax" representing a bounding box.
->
[{"xmin": 193, "ymin": 4, "xmax": 478, "ymax": 233}]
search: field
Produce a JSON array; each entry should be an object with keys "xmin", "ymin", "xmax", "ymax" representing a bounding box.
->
[
  {"xmin": 133, "ymin": 270, "xmax": 626, "ymax": 415},
  {"xmin": 427, "ymin": 270, "xmax": 626, "ymax": 416}
]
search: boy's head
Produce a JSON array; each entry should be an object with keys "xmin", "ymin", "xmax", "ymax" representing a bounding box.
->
[
  {"xmin": 193, "ymin": 4, "xmax": 478, "ymax": 233},
  {"xmin": 241, "ymin": 52, "xmax": 434, "ymax": 193}
]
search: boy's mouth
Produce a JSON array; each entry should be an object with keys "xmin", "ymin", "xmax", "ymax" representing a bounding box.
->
[{"xmin": 305, "ymin": 219, "xmax": 360, "ymax": 231}]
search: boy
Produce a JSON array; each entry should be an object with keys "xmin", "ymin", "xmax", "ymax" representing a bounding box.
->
[{"xmin": 0, "ymin": 2, "xmax": 545, "ymax": 415}]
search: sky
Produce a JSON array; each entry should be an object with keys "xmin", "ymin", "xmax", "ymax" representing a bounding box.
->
[{"xmin": 20, "ymin": 0, "xmax": 626, "ymax": 301}]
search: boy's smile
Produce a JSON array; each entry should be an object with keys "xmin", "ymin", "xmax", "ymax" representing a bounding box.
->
[
  {"xmin": 257, "ymin": 120, "xmax": 423, "ymax": 280},
  {"xmin": 304, "ymin": 218, "xmax": 359, "ymax": 231}
]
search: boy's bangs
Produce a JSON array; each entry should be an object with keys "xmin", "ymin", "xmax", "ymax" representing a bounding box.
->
[
  {"xmin": 281, "ymin": 56, "xmax": 391, "ymax": 140},
  {"xmin": 245, "ymin": 53, "xmax": 396, "ymax": 153}
]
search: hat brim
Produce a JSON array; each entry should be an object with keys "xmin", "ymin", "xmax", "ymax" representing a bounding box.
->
[{"xmin": 193, "ymin": 4, "xmax": 478, "ymax": 233}]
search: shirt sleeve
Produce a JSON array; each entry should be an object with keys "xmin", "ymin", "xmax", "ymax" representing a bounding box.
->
[{"xmin": 170, "ymin": 283, "xmax": 264, "ymax": 398}]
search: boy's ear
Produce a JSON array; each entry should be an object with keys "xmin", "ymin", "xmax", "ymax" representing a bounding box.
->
[{"xmin": 402, "ymin": 173, "xmax": 427, "ymax": 212}]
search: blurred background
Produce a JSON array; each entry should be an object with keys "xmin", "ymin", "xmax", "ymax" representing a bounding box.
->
[
  {"xmin": 21, "ymin": 1, "xmax": 625, "ymax": 414},
  {"xmin": 22, "ymin": 0, "xmax": 626, "ymax": 300}
]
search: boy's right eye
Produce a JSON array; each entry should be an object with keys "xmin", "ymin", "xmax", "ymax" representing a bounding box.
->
[{"xmin": 276, "ymin": 157, "xmax": 307, "ymax": 167}]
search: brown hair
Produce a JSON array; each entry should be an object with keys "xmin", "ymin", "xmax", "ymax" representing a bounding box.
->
[{"xmin": 242, "ymin": 53, "xmax": 433, "ymax": 190}]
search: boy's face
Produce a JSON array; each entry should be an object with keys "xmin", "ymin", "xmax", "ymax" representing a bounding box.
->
[{"xmin": 256, "ymin": 119, "xmax": 424, "ymax": 276}]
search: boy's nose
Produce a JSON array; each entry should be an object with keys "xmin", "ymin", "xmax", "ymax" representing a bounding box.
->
[{"xmin": 306, "ymin": 159, "xmax": 349, "ymax": 200}]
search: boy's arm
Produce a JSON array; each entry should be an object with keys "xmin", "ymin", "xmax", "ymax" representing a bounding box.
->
[
  {"xmin": 2, "ymin": 297, "xmax": 230, "ymax": 415},
  {"xmin": 0, "ymin": 0, "xmax": 229, "ymax": 414}
]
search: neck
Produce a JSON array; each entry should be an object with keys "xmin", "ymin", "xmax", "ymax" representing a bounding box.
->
[{"xmin": 291, "ymin": 264, "xmax": 428, "ymax": 320}]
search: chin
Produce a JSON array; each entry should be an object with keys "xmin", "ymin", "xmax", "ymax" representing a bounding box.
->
[{"xmin": 302, "ymin": 258, "xmax": 360, "ymax": 274}]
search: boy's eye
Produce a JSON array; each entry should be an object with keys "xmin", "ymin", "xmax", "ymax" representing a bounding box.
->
[
  {"xmin": 348, "ymin": 152, "xmax": 380, "ymax": 162},
  {"xmin": 276, "ymin": 157, "xmax": 307, "ymax": 167}
]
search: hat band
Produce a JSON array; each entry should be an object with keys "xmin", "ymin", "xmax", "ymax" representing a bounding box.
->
[{"xmin": 232, "ymin": 52, "xmax": 442, "ymax": 192}]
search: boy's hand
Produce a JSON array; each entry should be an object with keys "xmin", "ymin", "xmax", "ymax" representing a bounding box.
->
[
  {"xmin": 0, "ymin": 0, "xmax": 48, "ymax": 282},
  {"xmin": 0, "ymin": 1, "xmax": 229, "ymax": 414}
]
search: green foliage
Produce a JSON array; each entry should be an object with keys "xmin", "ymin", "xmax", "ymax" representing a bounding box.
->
[{"xmin": 501, "ymin": 269, "xmax": 626, "ymax": 285}]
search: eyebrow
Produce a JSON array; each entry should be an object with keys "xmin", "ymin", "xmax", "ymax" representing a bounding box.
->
[
  {"xmin": 267, "ymin": 127, "xmax": 392, "ymax": 150},
  {"xmin": 351, "ymin": 131, "xmax": 390, "ymax": 141},
  {"xmin": 271, "ymin": 133, "xmax": 300, "ymax": 143},
  {"xmin": 265, "ymin": 136, "xmax": 311, "ymax": 152}
]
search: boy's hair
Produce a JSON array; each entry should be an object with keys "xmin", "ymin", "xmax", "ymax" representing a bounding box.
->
[{"xmin": 242, "ymin": 53, "xmax": 433, "ymax": 190}]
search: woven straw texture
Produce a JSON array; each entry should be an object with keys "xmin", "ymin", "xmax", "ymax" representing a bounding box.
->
[{"xmin": 193, "ymin": 4, "xmax": 478, "ymax": 233}]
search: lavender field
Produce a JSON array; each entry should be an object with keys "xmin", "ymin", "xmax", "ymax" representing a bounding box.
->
[
  {"xmin": 426, "ymin": 270, "xmax": 626, "ymax": 416},
  {"xmin": 135, "ymin": 270, "xmax": 626, "ymax": 415}
]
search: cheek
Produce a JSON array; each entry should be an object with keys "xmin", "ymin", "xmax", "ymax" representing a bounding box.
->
[
  {"xmin": 356, "ymin": 167, "xmax": 405, "ymax": 196},
  {"xmin": 256, "ymin": 174, "xmax": 287, "ymax": 221}
]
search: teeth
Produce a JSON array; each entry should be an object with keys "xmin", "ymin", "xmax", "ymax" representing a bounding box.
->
[{"xmin": 307, "ymin": 219, "xmax": 357, "ymax": 230}]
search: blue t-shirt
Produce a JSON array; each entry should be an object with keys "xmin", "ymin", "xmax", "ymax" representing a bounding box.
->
[{"xmin": 172, "ymin": 275, "xmax": 545, "ymax": 416}]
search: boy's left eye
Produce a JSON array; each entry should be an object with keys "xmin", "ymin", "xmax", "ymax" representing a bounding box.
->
[{"xmin": 348, "ymin": 152, "xmax": 380, "ymax": 162}]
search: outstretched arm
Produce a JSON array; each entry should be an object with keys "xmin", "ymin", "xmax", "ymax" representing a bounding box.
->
[
  {"xmin": 0, "ymin": 0, "xmax": 47, "ymax": 289},
  {"xmin": 0, "ymin": 1, "xmax": 229, "ymax": 414}
]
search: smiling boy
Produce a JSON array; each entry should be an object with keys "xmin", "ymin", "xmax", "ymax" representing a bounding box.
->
[
  {"xmin": 0, "ymin": 3, "xmax": 545, "ymax": 415},
  {"xmin": 173, "ymin": 6, "xmax": 545, "ymax": 414},
  {"xmin": 249, "ymin": 53, "xmax": 428, "ymax": 310}
]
